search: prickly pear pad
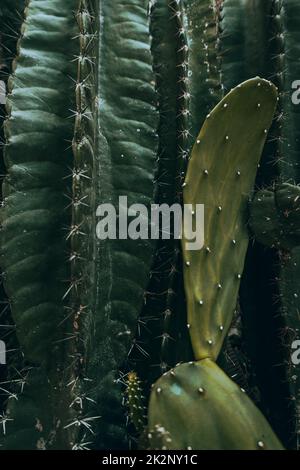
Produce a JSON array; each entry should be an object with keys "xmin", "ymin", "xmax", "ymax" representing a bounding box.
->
[
  {"xmin": 182, "ymin": 78, "xmax": 278, "ymax": 361},
  {"xmin": 148, "ymin": 359, "xmax": 284, "ymax": 450}
]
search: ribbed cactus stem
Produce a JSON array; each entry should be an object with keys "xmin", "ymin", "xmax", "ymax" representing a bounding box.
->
[
  {"xmin": 0, "ymin": 0, "xmax": 78, "ymax": 449},
  {"xmin": 131, "ymin": 0, "xmax": 192, "ymax": 386},
  {"xmin": 0, "ymin": 1, "xmax": 27, "ymax": 410},
  {"xmin": 81, "ymin": 0, "xmax": 159, "ymax": 449},
  {"xmin": 184, "ymin": 0, "xmax": 223, "ymax": 139},
  {"xmin": 250, "ymin": 183, "xmax": 300, "ymax": 250},
  {"xmin": 271, "ymin": 1, "xmax": 300, "ymax": 448}
]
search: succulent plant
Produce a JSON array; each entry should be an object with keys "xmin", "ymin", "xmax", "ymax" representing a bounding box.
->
[
  {"xmin": 0, "ymin": 0, "xmax": 158, "ymax": 450},
  {"xmin": 182, "ymin": 77, "xmax": 277, "ymax": 361},
  {"xmin": 147, "ymin": 77, "xmax": 283, "ymax": 450},
  {"xmin": 148, "ymin": 359, "xmax": 284, "ymax": 450},
  {"xmin": 0, "ymin": 0, "xmax": 298, "ymax": 451}
]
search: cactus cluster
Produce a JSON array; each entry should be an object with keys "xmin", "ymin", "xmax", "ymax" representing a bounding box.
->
[
  {"xmin": 147, "ymin": 77, "xmax": 283, "ymax": 450},
  {"xmin": 0, "ymin": 0, "xmax": 299, "ymax": 451}
]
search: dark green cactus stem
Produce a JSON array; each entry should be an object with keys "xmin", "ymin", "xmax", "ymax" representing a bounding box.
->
[
  {"xmin": 219, "ymin": 0, "xmax": 273, "ymax": 92},
  {"xmin": 148, "ymin": 360, "xmax": 284, "ymax": 450},
  {"xmin": 131, "ymin": 0, "xmax": 193, "ymax": 386},
  {"xmin": 64, "ymin": 0, "xmax": 99, "ymax": 447},
  {"xmin": 247, "ymin": 0, "xmax": 300, "ymax": 448},
  {"xmin": 250, "ymin": 183, "xmax": 300, "ymax": 250},
  {"xmin": 273, "ymin": 0, "xmax": 300, "ymax": 449},
  {"xmin": 0, "ymin": 1, "xmax": 26, "ymax": 74},
  {"xmin": 219, "ymin": 0, "xmax": 246, "ymax": 91},
  {"xmin": 184, "ymin": 0, "xmax": 222, "ymax": 140},
  {"xmin": 0, "ymin": 0, "xmax": 77, "ymax": 449},
  {"xmin": 182, "ymin": 78, "xmax": 278, "ymax": 361},
  {"xmin": 0, "ymin": 1, "xmax": 27, "ymax": 410},
  {"xmin": 82, "ymin": 0, "xmax": 158, "ymax": 449},
  {"xmin": 271, "ymin": 0, "xmax": 300, "ymax": 182}
]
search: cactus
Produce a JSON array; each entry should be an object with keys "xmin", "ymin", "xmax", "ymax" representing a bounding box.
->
[
  {"xmin": 184, "ymin": 0, "xmax": 222, "ymax": 140},
  {"xmin": 148, "ymin": 359, "xmax": 284, "ymax": 450},
  {"xmin": 0, "ymin": 1, "xmax": 26, "ymax": 73},
  {"xmin": 182, "ymin": 77, "xmax": 278, "ymax": 361},
  {"xmin": 125, "ymin": 371, "xmax": 146, "ymax": 435},
  {"xmin": 0, "ymin": 0, "xmax": 26, "ymax": 412},
  {"xmin": 246, "ymin": 0, "xmax": 300, "ymax": 448},
  {"xmin": 0, "ymin": 0, "xmax": 298, "ymax": 451},
  {"xmin": 0, "ymin": 0, "xmax": 79, "ymax": 449},
  {"xmin": 219, "ymin": 0, "xmax": 273, "ymax": 93},
  {"xmin": 0, "ymin": 0, "xmax": 158, "ymax": 450},
  {"xmin": 148, "ymin": 78, "xmax": 282, "ymax": 450},
  {"xmin": 129, "ymin": 0, "xmax": 194, "ymax": 389},
  {"xmin": 82, "ymin": 0, "xmax": 158, "ymax": 449},
  {"xmin": 250, "ymin": 183, "xmax": 300, "ymax": 250}
]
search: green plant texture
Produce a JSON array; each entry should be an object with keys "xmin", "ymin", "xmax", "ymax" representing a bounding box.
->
[{"xmin": 0, "ymin": 0, "xmax": 298, "ymax": 451}]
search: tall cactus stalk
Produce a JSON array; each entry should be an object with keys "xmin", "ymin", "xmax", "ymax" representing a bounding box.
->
[
  {"xmin": 247, "ymin": 0, "xmax": 300, "ymax": 449},
  {"xmin": 0, "ymin": 0, "xmax": 26, "ymax": 414},
  {"xmin": 130, "ymin": 0, "xmax": 193, "ymax": 390},
  {"xmin": 83, "ymin": 0, "xmax": 158, "ymax": 449},
  {"xmin": 0, "ymin": 0, "xmax": 158, "ymax": 450},
  {"xmin": 0, "ymin": 0, "xmax": 77, "ymax": 449}
]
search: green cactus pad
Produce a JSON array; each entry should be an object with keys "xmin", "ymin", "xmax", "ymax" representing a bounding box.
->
[
  {"xmin": 182, "ymin": 77, "xmax": 278, "ymax": 361},
  {"xmin": 148, "ymin": 359, "xmax": 284, "ymax": 450}
]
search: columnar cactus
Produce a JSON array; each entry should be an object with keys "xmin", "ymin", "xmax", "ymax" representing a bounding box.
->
[
  {"xmin": 0, "ymin": 0, "xmax": 77, "ymax": 450},
  {"xmin": 247, "ymin": 0, "xmax": 300, "ymax": 448},
  {"xmin": 83, "ymin": 0, "xmax": 158, "ymax": 449},
  {"xmin": 0, "ymin": 0, "xmax": 26, "ymax": 413},
  {"xmin": 0, "ymin": 0, "xmax": 158, "ymax": 450}
]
